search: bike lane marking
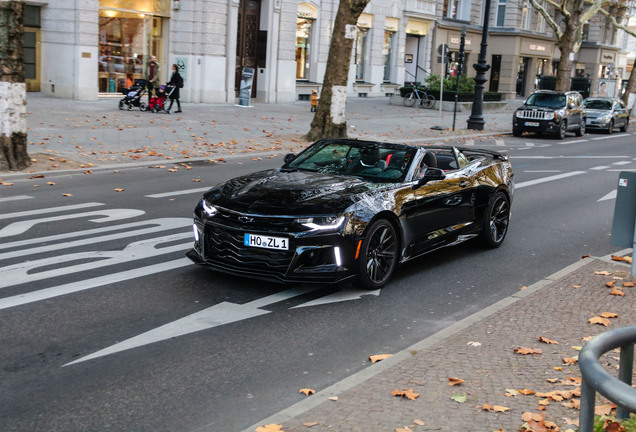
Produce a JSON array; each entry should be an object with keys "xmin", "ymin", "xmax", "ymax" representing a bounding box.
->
[{"xmin": 0, "ymin": 202, "xmax": 104, "ymax": 220}]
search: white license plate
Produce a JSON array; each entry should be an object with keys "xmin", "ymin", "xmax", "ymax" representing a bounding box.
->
[
  {"xmin": 524, "ymin": 121, "xmax": 540, "ymax": 127},
  {"xmin": 244, "ymin": 233, "xmax": 289, "ymax": 250}
]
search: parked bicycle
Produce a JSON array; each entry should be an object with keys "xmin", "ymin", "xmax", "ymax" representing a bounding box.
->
[{"xmin": 404, "ymin": 86, "xmax": 435, "ymax": 109}]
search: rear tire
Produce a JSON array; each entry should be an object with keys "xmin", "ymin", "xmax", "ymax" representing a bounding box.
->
[
  {"xmin": 479, "ymin": 191, "xmax": 510, "ymax": 249},
  {"xmin": 422, "ymin": 94, "xmax": 435, "ymax": 109},
  {"xmin": 355, "ymin": 219, "xmax": 398, "ymax": 290},
  {"xmin": 404, "ymin": 92, "xmax": 417, "ymax": 107}
]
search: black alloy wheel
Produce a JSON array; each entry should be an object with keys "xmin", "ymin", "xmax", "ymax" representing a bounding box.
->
[
  {"xmin": 480, "ymin": 191, "xmax": 510, "ymax": 248},
  {"xmin": 356, "ymin": 219, "xmax": 398, "ymax": 290},
  {"xmin": 556, "ymin": 120, "xmax": 567, "ymax": 139}
]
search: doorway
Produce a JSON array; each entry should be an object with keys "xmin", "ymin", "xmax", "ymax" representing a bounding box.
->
[
  {"xmin": 24, "ymin": 28, "xmax": 41, "ymax": 91},
  {"xmin": 236, "ymin": 0, "xmax": 261, "ymax": 98}
]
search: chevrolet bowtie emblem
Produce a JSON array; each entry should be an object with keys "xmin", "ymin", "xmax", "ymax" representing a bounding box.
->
[{"xmin": 238, "ymin": 216, "xmax": 254, "ymax": 223}]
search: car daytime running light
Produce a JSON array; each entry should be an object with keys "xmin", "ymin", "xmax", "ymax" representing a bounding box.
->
[
  {"xmin": 296, "ymin": 216, "xmax": 345, "ymax": 231},
  {"xmin": 192, "ymin": 224, "xmax": 199, "ymax": 242},
  {"xmin": 202, "ymin": 199, "xmax": 217, "ymax": 217}
]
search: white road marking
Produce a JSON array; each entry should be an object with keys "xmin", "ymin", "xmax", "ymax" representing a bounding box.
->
[
  {"xmin": 515, "ymin": 171, "xmax": 586, "ymax": 189},
  {"xmin": 495, "ymin": 139, "xmax": 505, "ymax": 146},
  {"xmin": 590, "ymin": 134, "xmax": 628, "ymax": 140},
  {"xmin": 0, "ymin": 202, "xmax": 104, "ymax": 220},
  {"xmin": 0, "ymin": 218, "xmax": 190, "ymax": 260},
  {"xmin": 598, "ymin": 190, "xmax": 617, "ymax": 202},
  {"xmin": 524, "ymin": 170, "xmax": 562, "ymax": 173},
  {"xmin": 0, "ymin": 195, "xmax": 34, "ymax": 203},
  {"xmin": 0, "ymin": 209, "xmax": 145, "ymax": 238},
  {"xmin": 292, "ymin": 288, "xmax": 380, "ymax": 308},
  {"xmin": 590, "ymin": 166, "xmax": 610, "ymax": 170},
  {"xmin": 0, "ymin": 258, "xmax": 192, "ymax": 311},
  {"xmin": 0, "ymin": 233, "xmax": 191, "ymax": 288},
  {"xmin": 146, "ymin": 187, "xmax": 210, "ymax": 198},
  {"xmin": 557, "ymin": 139, "xmax": 587, "ymax": 145},
  {"xmin": 64, "ymin": 286, "xmax": 319, "ymax": 366},
  {"xmin": 613, "ymin": 161, "xmax": 632, "ymax": 166}
]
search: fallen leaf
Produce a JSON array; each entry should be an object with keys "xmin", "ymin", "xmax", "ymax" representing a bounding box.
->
[
  {"xmin": 589, "ymin": 316, "xmax": 611, "ymax": 326},
  {"xmin": 623, "ymin": 281, "xmax": 635, "ymax": 287},
  {"xmin": 451, "ymin": 393, "xmax": 467, "ymax": 403},
  {"xmin": 482, "ymin": 404, "xmax": 510, "ymax": 413},
  {"xmin": 538, "ymin": 336, "xmax": 559, "ymax": 344},
  {"xmin": 192, "ymin": 179, "xmax": 202, "ymax": 182},
  {"xmin": 600, "ymin": 312, "xmax": 619, "ymax": 318},
  {"xmin": 328, "ymin": 396, "xmax": 338, "ymax": 401},
  {"xmin": 610, "ymin": 288, "xmax": 625, "ymax": 296},
  {"xmin": 299, "ymin": 388, "xmax": 315, "ymax": 396},
  {"xmin": 562, "ymin": 357, "xmax": 578, "ymax": 365},
  {"xmin": 571, "ymin": 345, "xmax": 582, "ymax": 351},
  {"xmin": 303, "ymin": 422, "xmax": 319, "ymax": 427},
  {"xmin": 595, "ymin": 403, "xmax": 616, "ymax": 415},
  {"xmin": 391, "ymin": 389, "xmax": 419, "ymax": 400},
  {"xmin": 606, "ymin": 280, "xmax": 617, "ymax": 288},
  {"xmin": 595, "ymin": 271, "xmax": 612, "ymax": 276},
  {"xmin": 522, "ymin": 412, "xmax": 544, "ymax": 422},
  {"xmin": 1, "ymin": 182, "xmax": 14, "ymax": 186},
  {"xmin": 369, "ymin": 354, "xmax": 392, "ymax": 363},
  {"xmin": 562, "ymin": 417, "xmax": 578, "ymax": 426},
  {"xmin": 612, "ymin": 255, "xmax": 632, "ymax": 264},
  {"xmin": 448, "ymin": 377, "xmax": 465, "ymax": 386},
  {"xmin": 604, "ymin": 420, "xmax": 626, "ymax": 432},
  {"xmin": 518, "ymin": 388, "xmax": 535, "ymax": 395},
  {"xmin": 113, "ymin": 188, "xmax": 125, "ymax": 192},
  {"xmin": 255, "ymin": 425, "xmax": 284, "ymax": 432},
  {"xmin": 62, "ymin": 193, "xmax": 73, "ymax": 197},
  {"xmin": 413, "ymin": 419, "xmax": 425, "ymax": 426},
  {"xmin": 395, "ymin": 427, "xmax": 413, "ymax": 432},
  {"xmin": 514, "ymin": 347, "xmax": 543, "ymax": 355}
]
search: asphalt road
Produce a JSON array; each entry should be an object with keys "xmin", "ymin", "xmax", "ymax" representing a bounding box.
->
[{"xmin": 0, "ymin": 130, "xmax": 633, "ymax": 432}]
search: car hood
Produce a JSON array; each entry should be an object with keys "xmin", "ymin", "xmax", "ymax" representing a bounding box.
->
[
  {"xmin": 206, "ymin": 169, "xmax": 382, "ymax": 215},
  {"xmin": 519, "ymin": 105, "xmax": 564, "ymax": 111}
]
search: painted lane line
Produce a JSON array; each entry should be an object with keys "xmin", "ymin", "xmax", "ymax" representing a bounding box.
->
[
  {"xmin": 292, "ymin": 288, "xmax": 380, "ymax": 308},
  {"xmin": 558, "ymin": 139, "xmax": 588, "ymax": 145},
  {"xmin": 0, "ymin": 218, "xmax": 191, "ymax": 261},
  {"xmin": 512, "ymin": 155, "xmax": 630, "ymax": 159},
  {"xmin": 524, "ymin": 170, "xmax": 562, "ymax": 173},
  {"xmin": 613, "ymin": 161, "xmax": 632, "ymax": 166},
  {"xmin": 607, "ymin": 169, "xmax": 636, "ymax": 172},
  {"xmin": 0, "ymin": 233, "xmax": 192, "ymax": 288},
  {"xmin": 0, "ymin": 195, "xmax": 34, "ymax": 203},
  {"xmin": 495, "ymin": 139, "xmax": 505, "ymax": 146},
  {"xmin": 515, "ymin": 171, "xmax": 586, "ymax": 189},
  {"xmin": 64, "ymin": 286, "xmax": 319, "ymax": 366},
  {"xmin": 598, "ymin": 190, "xmax": 617, "ymax": 202},
  {"xmin": 0, "ymin": 209, "xmax": 145, "ymax": 238},
  {"xmin": 0, "ymin": 258, "xmax": 192, "ymax": 311},
  {"xmin": 590, "ymin": 166, "xmax": 610, "ymax": 171},
  {"xmin": 524, "ymin": 142, "xmax": 535, "ymax": 147},
  {"xmin": 0, "ymin": 202, "xmax": 104, "ymax": 220},
  {"xmin": 146, "ymin": 187, "xmax": 211, "ymax": 198},
  {"xmin": 590, "ymin": 134, "xmax": 628, "ymax": 140}
]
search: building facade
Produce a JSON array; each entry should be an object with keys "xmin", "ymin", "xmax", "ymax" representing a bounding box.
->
[{"xmin": 22, "ymin": 0, "xmax": 630, "ymax": 103}]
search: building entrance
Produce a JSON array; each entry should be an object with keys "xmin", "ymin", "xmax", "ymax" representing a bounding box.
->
[{"xmin": 235, "ymin": 0, "xmax": 261, "ymax": 98}]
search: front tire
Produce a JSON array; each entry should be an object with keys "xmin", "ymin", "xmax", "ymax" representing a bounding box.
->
[
  {"xmin": 619, "ymin": 119, "xmax": 628, "ymax": 132},
  {"xmin": 404, "ymin": 92, "xmax": 417, "ymax": 107},
  {"xmin": 118, "ymin": 100, "xmax": 125, "ymax": 110},
  {"xmin": 479, "ymin": 191, "xmax": 510, "ymax": 248},
  {"xmin": 355, "ymin": 219, "xmax": 398, "ymax": 290},
  {"xmin": 556, "ymin": 120, "xmax": 567, "ymax": 139},
  {"xmin": 575, "ymin": 120, "xmax": 585, "ymax": 137},
  {"xmin": 422, "ymin": 94, "xmax": 435, "ymax": 109},
  {"xmin": 606, "ymin": 119, "xmax": 613, "ymax": 134}
]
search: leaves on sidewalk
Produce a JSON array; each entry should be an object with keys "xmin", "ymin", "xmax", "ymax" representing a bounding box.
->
[
  {"xmin": 448, "ymin": 377, "xmax": 465, "ymax": 386},
  {"xmin": 255, "ymin": 424, "xmax": 284, "ymax": 432},
  {"xmin": 481, "ymin": 403, "xmax": 510, "ymax": 413},
  {"xmin": 514, "ymin": 347, "xmax": 543, "ymax": 355},
  {"xmin": 369, "ymin": 354, "xmax": 392, "ymax": 363},
  {"xmin": 538, "ymin": 336, "xmax": 559, "ymax": 345},
  {"xmin": 589, "ymin": 316, "xmax": 611, "ymax": 326},
  {"xmin": 611, "ymin": 255, "xmax": 632, "ymax": 264},
  {"xmin": 451, "ymin": 393, "xmax": 467, "ymax": 403},
  {"xmin": 391, "ymin": 389, "xmax": 419, "ymax": 400}
]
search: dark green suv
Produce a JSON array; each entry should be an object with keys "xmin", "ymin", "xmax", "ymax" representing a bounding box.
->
[{"xmin": 512, "ymin": 90, "xmax": 586, "ymax": 139}]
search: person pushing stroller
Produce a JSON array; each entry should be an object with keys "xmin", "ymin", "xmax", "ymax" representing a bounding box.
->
[{"xmin": 166, "ymin": 64, "xmax": 184, "ymax": 114}]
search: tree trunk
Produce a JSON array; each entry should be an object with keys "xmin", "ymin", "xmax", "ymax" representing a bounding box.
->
[
  {"xmin": 307, "ymin": 0, "xmax": 370, "ymax": 141},
  {"xmin": 554, "ymin": 21, "xmax": 578, "ymax": 92},
  {"xmin": 0, "ymin": 0, "xmax": 29, "ymax": 172},
  {"xmin": 622, "ymin": 56, "xmax": 636, "ymax": 112}
]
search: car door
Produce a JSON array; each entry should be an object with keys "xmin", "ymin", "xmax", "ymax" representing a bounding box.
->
[
  {"xmin": 615, "ymin": 100, "xmax": 627, "ymax": 128},
  {"xmin": 567, "ymin": 93, "xmax": 582, "ymax": 129},
  {"xmin": 401, "ymin": 151, "xmax": 475, "ymax": 255}
]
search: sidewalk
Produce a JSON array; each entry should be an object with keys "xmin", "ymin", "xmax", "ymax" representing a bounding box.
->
[
  {"xmin": 14, "ymin": 92, "xmax": 517, "ymax": 173},
  {"xmin": 243, "ymin": 254, "xmax": 635, "ymax": 432}
]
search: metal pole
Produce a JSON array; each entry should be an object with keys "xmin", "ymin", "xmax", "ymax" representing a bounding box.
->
[
  {"xmin": 467, "ymin": 0, "xmax": 492, "ymax": 130},
  {"xmin": 617, "ymin": 343, "xmax": 635, "ymax": 419},
  {"xmin": 579, "ymin": 380, "xmax": 596, "ymax": 432},
  {"xmin": 632, "ymin": 218, "xmax": 636, "ymax": 278}
]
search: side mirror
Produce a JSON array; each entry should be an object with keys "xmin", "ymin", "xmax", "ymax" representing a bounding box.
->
[
  {"xmin": 568, "ymin": 102, "xmax": 575, "ymax": 109},
  {"xmin": 283, "ymin": 153, "xmax": 296, "ymax": 164},
  {"xmin": 413, "ymin": 167, "xmax": 445, "ymax": 189}
]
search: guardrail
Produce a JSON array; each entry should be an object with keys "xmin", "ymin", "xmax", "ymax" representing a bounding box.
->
[{"xmin": 579, "ymin": 325, "xmax": 636, "ymax": 432}]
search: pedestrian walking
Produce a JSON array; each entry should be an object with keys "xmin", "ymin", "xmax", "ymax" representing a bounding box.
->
[
  {"xmin": 166, "ymin": 64, "xmax": 184, "ymax": 114},
  {"xmin": 146, "ymin": 55, "xmax": 160, "ymax": 106}
]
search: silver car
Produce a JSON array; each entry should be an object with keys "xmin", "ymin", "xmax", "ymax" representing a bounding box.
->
[{"xmin": 583, "ymin": 97, "xmax": 629, "ymax": 134}]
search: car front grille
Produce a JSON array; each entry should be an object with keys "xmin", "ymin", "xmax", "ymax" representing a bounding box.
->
[
  {"xmin": 203, "ymin": 224, "xmax": 294, "ymax": 274},
  {"xmin": 516, "ymin": 110, "xmax": 554, "ymax": 120},
  {"xmin": 214, "ymin": 207, "xmax": 297, "ymax": 232}
]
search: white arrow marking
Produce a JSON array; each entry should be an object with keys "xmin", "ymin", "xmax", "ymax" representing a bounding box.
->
[
  {"xmin": 0, "ymin": 195, "xmax": 34, "ymax": 203},
  {"xmin": 0, "ymin": 208, "xmax": 145, "ymax": 238},
  {"xmin": 0, "ymin": 258, "xmax": 192, "ymax": 311},
  {"xmin": 598, "ymin": 190, "xmax": 617, "ymax": 202},
  {"xmin": 291, "ymin": 288, "xmax": 381, "ymax": 308},
  {"xmin": 64, "ymin": 286, "xmax": 318, "ymax": 366},
  {"xmin": 0, "ymin": 202, "xmax": 104, "ymax": 220},
  {"xmin": 0, "ymin": 218, "xmax": 191, "ymax": 260}
]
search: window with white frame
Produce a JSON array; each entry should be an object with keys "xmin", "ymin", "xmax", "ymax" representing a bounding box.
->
[
  {"xmin": 521, "ymin": 0, "xmax": 530, "ymax": 29},
  {"xmin": 355, "ymin": 28, "xmax": 369, "ymax": 81},
  {"xmin": 383, "ymin": 30, "xmax": 395, "ymax": 82},
  {"xmin": 443, "ymin": 0, "xmax": 471, "ymax": 21},
  {"xmin": 535, "ymin": 1, "xmax": 546, "ymax": 32},
  {"xmin": 296, "ymin": 4, "xmax": 317, "ymax": 81},
  {"xmin": 495, "ymin": 0, "xmax": 506, "ymax": 27}
]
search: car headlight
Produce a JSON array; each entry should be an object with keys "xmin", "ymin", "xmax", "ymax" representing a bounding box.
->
[
  {"xmin": 201, "ymin": 199, "xmax": 217, "ymax": 217},
  {"xmin": 597, "ymin": 114, "xmax": 612, "ymax": 122},
  {"xmin": 296, "ymin": 216, "xmax": 345, "ymax": 231},
  {"xmin": 553, "ymin": 110, "xmax": 564, "ymax": 121}
]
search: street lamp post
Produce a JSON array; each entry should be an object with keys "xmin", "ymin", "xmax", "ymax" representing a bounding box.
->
[{"xmin": 467, "ymin": 0, "xmax": 492, "ymax": 130}]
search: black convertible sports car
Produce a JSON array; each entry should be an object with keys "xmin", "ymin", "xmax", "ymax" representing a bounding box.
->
[{"xmin": 187, "ymin": 138, "xmax": 514, "ymax": 289}]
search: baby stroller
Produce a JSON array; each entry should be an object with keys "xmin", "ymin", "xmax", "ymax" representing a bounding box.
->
[
  {"xmin": 118, "ymin": 79, "xmax": 147, "ymax": 111},
  {"xmin": 148, "ymin": 83, "xmax": 176, "ymax": 113}
]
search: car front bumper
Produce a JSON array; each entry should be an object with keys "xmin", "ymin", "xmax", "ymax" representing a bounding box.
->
[{"xmin": 513, "ymin": 117, "xmax": 562, "ymax": 134}]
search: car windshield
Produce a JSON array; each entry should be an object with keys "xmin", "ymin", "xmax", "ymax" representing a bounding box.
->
[
  {"xmin": 584, "ymin": 99, "xmax": 612, "ymax": 110},
  {"xmin": 285, "ymin": 140, "xmax": 416, "ymax": 182},
  {"xmin": 525, "ymin": 93, "xmax": 567, "ymax": 109}
]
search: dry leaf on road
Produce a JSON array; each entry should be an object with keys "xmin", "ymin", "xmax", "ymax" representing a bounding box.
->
[
  {"xmin": 369, "ymin": 354, "xmax": 392, "ymax": 363},
  {"xmin": 299, "ymin": 388, "xmax": 315, "ymax": 396},
  {"xmin": 600, "ymin": 312, "xmax": 618, "ymax": 318},
  {"xmin": 595, "ymin": 271, "xmax": 612, "ymax": 276},
  {"xmin": 589, "ymin": 316, "xmax": 611, "ymax": 326},
  {"xmin": 610, "ymin": 288, "xmax": 625, "ymax": 296},
  {"xmin": 482, "ymin": 404, "xmax": 510, "ymax": 413},
  {"xmin": 255, "ymin": 424, "xmax": 284, "ymax": 432},
  {"xmin": 514, "ymin": 347, "xmax": 543, "ymax": 355},
  {"xmin": 538, "ymin": 336, "xmax": 559, "ymax": 344},
  {"xmin": 391, "ymin": 389, "xmax": 419, "ymax": 400},
  {"xmin": 448, "ymin": 377, "xmax": 465, "ymax": 386}
]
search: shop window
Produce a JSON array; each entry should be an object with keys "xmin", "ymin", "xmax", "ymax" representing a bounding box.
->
[
  {"xmin": 495, "ymin": 0, "xmax": 506, "ymax": 27},
  {"xmin": 296, "ymin": 17, "xmax": 313, "ymax": 80},
  {"xmin": 383, "ymin": 30, "xmax": 395, "ymax": 82},
  {"xmin": 355, "ymin": 28, "xmax": 369, "ymax": 82}
]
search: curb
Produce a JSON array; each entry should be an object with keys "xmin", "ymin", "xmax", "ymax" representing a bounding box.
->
[{"xmin": 237, "ymin": 253, "xmax": 627, "ymax": 432}]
